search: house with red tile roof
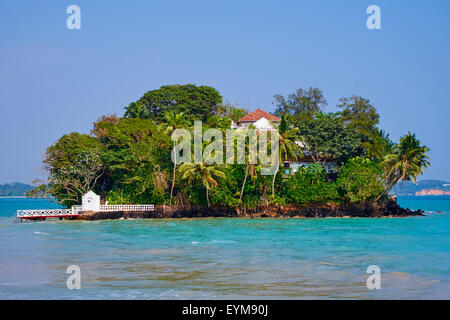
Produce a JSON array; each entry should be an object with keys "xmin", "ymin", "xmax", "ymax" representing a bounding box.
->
[
  {"xmin": 231, "ymin": 108, "xmax": 337, "ymax": 174},
  {"xmin": 233, "ymin": 107, "xmax": 281, "ymax": 130}
]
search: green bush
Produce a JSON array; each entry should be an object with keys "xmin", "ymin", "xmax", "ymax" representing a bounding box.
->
[
  {"xmin": 284, "ymin": 164, "xmax": 339, "ymax": 204},
  {"xmin": 269, "ymin": 194, "xmax": 288, "ymax": 206},
  {"xmin": 337, "ymin": 157, "xmax": 385, "ymax": 203}
]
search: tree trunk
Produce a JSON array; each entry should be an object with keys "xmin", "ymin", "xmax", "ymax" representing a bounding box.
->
[
  {"xmin": 240, "ymin": 165, "xmax": 249, "ymax": 202},
  {"xmin": 375, "ymin": 177, "xmax": 399, "ymax": 202},
  {"xmin": 272, "ymin": 166, "xmax": 279, "ymax": 197},
  {"xmin": 169, "ymin": 152, "xmax": 176, "ymax": 206},
  {"xmin": 206, "ymin": 188, "xmax": 210, "ymax": 207}
]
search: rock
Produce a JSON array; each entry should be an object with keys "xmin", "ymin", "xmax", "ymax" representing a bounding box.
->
[{"xmin": 76, "ymin": 199, "xmax": 423, "ymax": 221}]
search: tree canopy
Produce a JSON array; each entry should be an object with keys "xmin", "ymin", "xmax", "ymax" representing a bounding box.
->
[
  {"xmin": 337, "ymin": 96, "xmax": 384, "ymax": 159},
  {"xmin": 127, "ymin": 84, "xmax": 223, "ymax": 123},
  {"xmin": 274, "ymin": 87, "xmax": 327, "ymax": 125},
  {"xmin": 298, "ymin": 112, "xmax": 362, "ymax": 164}
]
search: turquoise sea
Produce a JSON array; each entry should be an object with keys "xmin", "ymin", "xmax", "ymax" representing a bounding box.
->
[{"xmin": 0, "ymin": 196, "xmax": 449, "ymax": 299}]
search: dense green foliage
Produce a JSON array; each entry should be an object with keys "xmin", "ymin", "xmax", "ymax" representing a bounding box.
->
[
  {"xmin": 337, "ymin": 96, "xmax": 391, "ymax": 160},
  {"xmin": 126, "ymin": 84, "xmax": 223, "ymax": 123},
  {"xmin": 274, "ymin": 87, "xmax": 327, "ymax": 125},
  {"xmin": 298, "ymin": 112, "xmax": 361, "ymax": 164},
  {"xmin": 284, "ymin": 164, "xmax": 339, "ymax": 204},
  {"xmin": 214, "ymin": 103, "xmax": 248, "ymax": 122},
  {"xmin": 30, "ymin": 84, "xmax": 430, "ymax": 208},
  {"xmin": 27, "ymin": 132, "xmax": 105, "ymax": 206},
  {"xmin": 337, "ymin": 157, "xmax": 385, "ymax": 203},
  {"xmin": 94, "ymin": 117, "xmax": 172, "ymax": 205}
]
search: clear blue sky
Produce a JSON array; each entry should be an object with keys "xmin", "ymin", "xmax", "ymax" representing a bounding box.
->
[{"xmin": 0, "ymin": 0, "xmax": 449, "ymax": 183}]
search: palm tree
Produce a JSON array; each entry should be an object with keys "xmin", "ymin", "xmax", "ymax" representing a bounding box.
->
[
  {"xmin": 376, "ymin": 132, "xmax": 430, "ymax": 202},
  {"xmin": 237, "ymin": 128, "xmax": 258, "ymax": 202},
  {"xmin": 124, "ymin": 101, "xmax": 146, "ymax": 118},
  {"xmin": 165, "ymin": 112, "xmax": 189, "ymax": 206},
  {"xmin": 240, "ymin": 163, "xmax": 258, "ymax": 202},
  {"xmin": 365, "ymin": 128, "xmax": 394, "ymax": 160},
  {"xmin": 271, "ymin": 117, "xmax": 301, "ymax": 197},
  {"xmin": 179, "ymin": 163, "xmax": 226, "ymax": 207}
]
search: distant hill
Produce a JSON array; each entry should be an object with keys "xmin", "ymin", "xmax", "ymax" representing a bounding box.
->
[
  {"xmin": 393, "ymin": 180, "xmax": 450, "ymax": 196},
  {"xmin": 0, "ymin": 182, "xmax": 34, "ymax": 196}
]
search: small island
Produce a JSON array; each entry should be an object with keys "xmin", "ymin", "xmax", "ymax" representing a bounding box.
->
[{"xmin": 26, "ymin": 84, "xmax": 430, "ymax": 219}]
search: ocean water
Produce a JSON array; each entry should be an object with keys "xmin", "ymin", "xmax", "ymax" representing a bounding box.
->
[{"xmin": 0, "ymin": 197, "xmax": 449, "ymax": 299}]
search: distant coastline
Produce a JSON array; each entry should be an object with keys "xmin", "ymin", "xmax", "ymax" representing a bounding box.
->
[
  {"xmin": 0, "ymin": 182, "xmax": 33, "ymax": 197},
  {"xmin": 393, "ymin": 179, "xmax": 450, "ymax": 196},
  {"xmin": 414, "ymin": 190, "xmax": 450, "ymax": 196},
  {"xmin": 0, "ymin": 196, "xmax": 28, "ymax": 199}
]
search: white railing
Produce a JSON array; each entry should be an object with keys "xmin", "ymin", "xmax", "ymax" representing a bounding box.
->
[
  {"xmin": 72, "ymin": 205, "xmax": 82, "ymax": 215},
  {"xmin": 17, "ymin": 204, "xmax": 154, "ymax": 219},
  {"xmin": 17, "ymin": 209, "xmax": 77, "ymax": 218},
  {"xmin": 99, "ymin": 204, "xmax": 154, "ymax": 212}
]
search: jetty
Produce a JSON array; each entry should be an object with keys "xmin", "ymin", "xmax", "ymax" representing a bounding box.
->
[{"xmin": 17, "ymin": 191, "xmax": 154, "ymax": 222}]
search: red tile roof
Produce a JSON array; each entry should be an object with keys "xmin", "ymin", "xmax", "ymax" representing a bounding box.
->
[{"xmin": 236, "ymin": 108, "xmax": 281, "ymax": 123}]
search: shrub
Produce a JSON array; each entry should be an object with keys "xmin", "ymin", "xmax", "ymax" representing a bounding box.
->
[
  {"xmin": 337, "ymin": 157, "xmax": 385, "ymax": 203},
  {"xmin": 284, "ymin": 164, "xmax": 339, "ymax": 204}
]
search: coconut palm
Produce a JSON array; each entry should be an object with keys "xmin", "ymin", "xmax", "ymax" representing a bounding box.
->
[
  {"xmin": 271, "ymin": 116, "xmax": 301, "ymax": 197},
  {"xmin": 179, "ymin": 163, "xmax": 226, "ymax": 207},
  {"xmin": 240, "ymin": 164, "xmax": 256, "ymax": 201},
  {"xmin": 165, "ymin": 112, "xmax": 189, "ymax": 206},
  {"xmin": 124, "ymin": 101, "xmax": 146, "ymax": 118},
  {"xmin": 238, "ymin": 132, "xmax": 258, "ymax": 202},
  {"xmin": 223, "ymin": 127, "xmax": 257, "ymax": 203},
  {"xmin": 365, "ymin": 128, "xmax": 394, "ymax": 160},
  {"xmin": 376, "ymin": 132, "xmax": 430, "ymax": 201}
]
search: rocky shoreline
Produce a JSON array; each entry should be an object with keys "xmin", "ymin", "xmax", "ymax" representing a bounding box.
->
[{"xmin": 76, "ymin": 199, "xmax": 423, "ymax": 220}]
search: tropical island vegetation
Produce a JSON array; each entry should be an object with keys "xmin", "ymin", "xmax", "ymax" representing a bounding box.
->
[{"xmin": 28, "ymin": 84, "xmax": 431, "ymax": 217}]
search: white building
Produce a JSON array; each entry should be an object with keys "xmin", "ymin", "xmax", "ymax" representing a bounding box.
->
[
  {"xmin": 234, "ymin": 107, "xmax": 281, "ymax": 130},
  {"xmin": 233, "ymin": 108, "xmax": 337, "ymax": 174},
  {"xmin": 81, "ymin": 191, "xmax": 101, "ymax": 211}
]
